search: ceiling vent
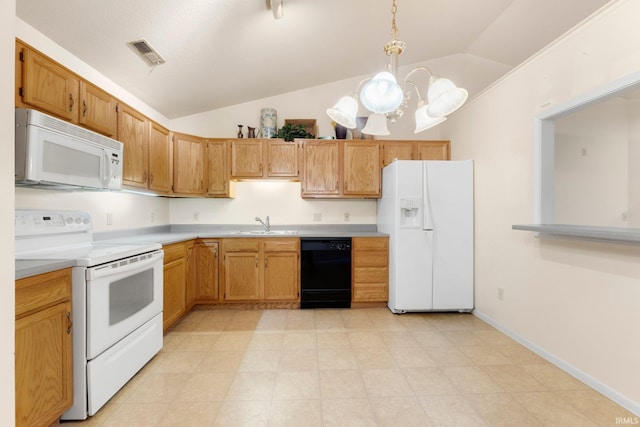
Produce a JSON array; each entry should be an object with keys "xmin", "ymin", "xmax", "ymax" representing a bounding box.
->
[{"xmin": 127, "ymin": 39, "xmax": 166, "ymax": 66}]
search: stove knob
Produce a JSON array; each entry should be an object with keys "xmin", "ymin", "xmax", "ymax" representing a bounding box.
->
[
  {"xmin": 65, "ymin": 217, "xmax": 74, "ymax": 224},
  {"xmin": 83, "ymin": 218, "xmax": 90, "ymax": 225},
  {"xmin": 75, "ymin": 217, "xmax": 82, "ymax": 224}
]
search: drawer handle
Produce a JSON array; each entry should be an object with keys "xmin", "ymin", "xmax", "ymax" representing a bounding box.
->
[{"xmin": 68, "ymin": 93, "xmax": 75, "ymax": 112}]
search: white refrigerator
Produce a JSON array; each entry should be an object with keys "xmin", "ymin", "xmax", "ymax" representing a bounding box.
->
[{"xmin": 377, "ymin": 160, "xmax": 474, "ymax": 313}]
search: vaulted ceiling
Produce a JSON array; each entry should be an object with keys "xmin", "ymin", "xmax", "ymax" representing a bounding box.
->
[{"xmin": 16, "ymin": 0, "xmax": 611, "ymax": 119}]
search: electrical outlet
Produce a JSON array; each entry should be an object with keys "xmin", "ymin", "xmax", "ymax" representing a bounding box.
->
[
  {"xmin": 498, "ymin": 288, "xmax": 504, "ymax": 301},
  {"xmin": 344, "ymin": 212, "xmax": 350, "ymax": 222},
  {"xmin": 313, "ymin": 212, "xmax": 322, "ymax": 222},
  {"xmin": 106, "ymin": 212, "xmax": 113, "ymax": 226},
  {"xmin": 193, "ymin": 211, "xmax": 200, "ymax": 221},
  {"xmin": 150, "ymin": 211, "xmax": 156, "ymax": 223}
]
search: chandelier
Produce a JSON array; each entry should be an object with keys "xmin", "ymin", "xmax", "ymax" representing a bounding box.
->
[{"xmin": 326, "ymin": 0, "xmax": 468, "ymax": 136}]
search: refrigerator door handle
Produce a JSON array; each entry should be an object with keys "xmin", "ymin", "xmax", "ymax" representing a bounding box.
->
[{"xmin": 423, "ymin": 164, "xmax": 434, "ymax": 230}]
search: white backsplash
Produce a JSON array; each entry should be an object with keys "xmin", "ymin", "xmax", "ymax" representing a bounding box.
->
[{"xmin": 16, "ymin": 181, "xmax": 377, "ymax": 232}]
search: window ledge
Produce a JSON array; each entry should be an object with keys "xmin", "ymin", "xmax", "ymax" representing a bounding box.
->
[{"xmin": 512, "ymin": 224, "xmax": 640, "ymax": 245}]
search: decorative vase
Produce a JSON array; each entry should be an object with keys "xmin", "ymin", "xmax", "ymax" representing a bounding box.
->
[
  {"xmin": 237, "ymin": 124, "xmax": 243, "ymax": 138},
  {"xmin": 247, "ymin": 126, "xmax": 256, "ymax": 138},
  {"xmin": 260, "ymin": 108, "xmax": 277, "ymax": 138},
  {"xmin": 335, "ymin": 124, "xmax": 347, "ymax": 139}
]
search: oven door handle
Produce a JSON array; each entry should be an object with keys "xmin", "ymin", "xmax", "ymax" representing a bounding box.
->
[{"xmin": 86, "ymin": 250, "xmax": 163, "ymax": 280}]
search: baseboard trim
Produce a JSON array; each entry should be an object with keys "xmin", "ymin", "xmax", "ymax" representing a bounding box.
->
[{"xmin": 473, "ymin": 309, "xmax": 640, "ymax": 416}]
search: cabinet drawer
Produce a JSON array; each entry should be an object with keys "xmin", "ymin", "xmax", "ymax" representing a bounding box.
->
[
  {"xmin": 353, "ymin": 283, "xmax": 388, "ymax": 301},
  {"xmin": 223, "ymin": 238, "xmax": 260, "ymax": 252},
  {"xmin": 353, "ymin": 252, "xmax": 387, "ymax": 267},
  {"xmin": 353, "ymin": 237, "xmax": 388, "ymax": 251},
  {"xmin": 354, "ymin": 267, "xmax": 388, "ymax": 283},
  {"xmin": 163, "ymin": 242, "xmax": 187, "ymax": 264},
  {"xmin": 263, "ymin": 239, "xmax": 299, "ymax": 252},
  {"xmin": 16, "ymin": 268, "xmax": 72, "ymax": 318}
]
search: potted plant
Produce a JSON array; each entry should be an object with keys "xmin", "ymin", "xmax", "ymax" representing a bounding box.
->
[{"xmin": 273, "ymin": 123, "xmax": 314, "ymax": 141}]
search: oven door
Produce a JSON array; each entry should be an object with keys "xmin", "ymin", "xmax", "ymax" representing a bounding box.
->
[{"xmin": 85, "ymin": 250, "xmax": 163, "ymax": 360}]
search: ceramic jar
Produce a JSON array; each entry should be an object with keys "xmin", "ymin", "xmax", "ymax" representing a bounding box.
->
[{"xmin": 260, "ymin": 108, "xmax": 277, "ymax": 138}]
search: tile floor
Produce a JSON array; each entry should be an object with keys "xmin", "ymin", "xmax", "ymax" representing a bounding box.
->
[{"xmin": 62, "ymin": 308, "xmax": 635, "ymax": 426}]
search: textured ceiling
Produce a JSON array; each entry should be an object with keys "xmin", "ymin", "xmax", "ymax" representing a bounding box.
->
[{"xmin": 16, "ymin": 0, "xmax": 611, "ymax": 119}]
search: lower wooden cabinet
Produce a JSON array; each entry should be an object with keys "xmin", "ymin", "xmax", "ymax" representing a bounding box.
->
[
  {"xmin": 162, "ymin": 241, "xmax": 189, "ymax": 331},
  {"xmin": 15, "ymin": 268, "xmax": 73, "ymax": 427},
  {"xmin": 221, "ymin": 238, "xmax": 299, "ymax": 303},
  {"xmin": 352, "ymin": 237, "xmax": 389, "ymax": 303}
]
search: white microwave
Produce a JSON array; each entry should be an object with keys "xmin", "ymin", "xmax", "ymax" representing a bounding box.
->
[{"xmin": 15, "ymin": 108, "xmax": 123, "ymax": 191}]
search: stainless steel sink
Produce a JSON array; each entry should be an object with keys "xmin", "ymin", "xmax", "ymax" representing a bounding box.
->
[{"xmin": 235, "ymin": 230, "xmax": 298, "ymax": 235}]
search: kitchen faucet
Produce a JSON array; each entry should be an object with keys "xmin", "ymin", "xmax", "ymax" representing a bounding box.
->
[{"xmin": 255, "ymin": 216, "xmax": 270, "ymax": 232}]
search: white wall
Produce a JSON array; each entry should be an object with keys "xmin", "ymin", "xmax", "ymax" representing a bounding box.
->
[
  {"xmin": 15, "ymin": 188, "xmax": 171, "ymax": 232},
  {"xmin": 443, "ymin": 0, "xmax": 640, "ymax": 412},
  {"xmin": 2, "ymin": 2, "xmax": 16, "ymax": 425},
  {"xmin": 170, "ymin": 181, "xmax": 376, "ymax": 225},
  {"xmin": 628, "ymin": 100, "xmax": 640, "ymax": 226}
]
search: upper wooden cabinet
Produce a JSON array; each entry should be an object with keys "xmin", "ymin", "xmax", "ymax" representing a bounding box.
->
[
  {"xmin": 173, "ymin": 133, "xmax": 206, "ymax": 196},
  {"xmin": 343, "ymin": 141, "xmax": 381, "ymax": 197},
  {"xmin": 17, "ymin": 44, "xmax": 79, "ymax": 122},
  {"xmin": 118, "ymin": 104, "xmax": 149, "ymax": 189},
  {"xmin": 78, "ymin": 80, "xmax": 118, "ymax": 137},
  {"xmin": 207, "ymin": 139, "xmax": 234, "ymax": 197},
  {"xmin": 266, "ymin": 140, "xmax": 299, "ymax": 178},
  {"xmin": 16, "ymin": 41, "xmax": 118, "ymax": 137},
  {"xmin": 301, "ymin": 139, "xmax": 381, "ymax": 198},
  {"xmin": 381, "ymin": 140, "xmax": 451, "ymax": 166},
  {"xmin": 301, "ymin": 140, "xmax": 341, "ymax": 197},
  {"xmin": 230, "ymin": 139, "xmax": 264, "ymax": 178},
  {"xmin": 229, "ymin": 138, "xmax": 299, "ymax": 180},
  {"xmin": 148, "ymin": 122, "xmax": 173, "ymax": 194}
]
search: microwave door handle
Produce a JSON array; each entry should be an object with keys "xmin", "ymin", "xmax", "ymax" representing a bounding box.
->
[{"xmin": 102, "ymin": 151, "xmax": 112, "ymax": 188}]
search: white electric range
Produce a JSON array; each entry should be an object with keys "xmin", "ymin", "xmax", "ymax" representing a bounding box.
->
[{"xmin": 15, "ymin": 210, "xmax": 164, "ymax": 420}]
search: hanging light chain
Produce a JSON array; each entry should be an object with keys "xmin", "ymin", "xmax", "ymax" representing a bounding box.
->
[
  {"xmin": 384, "ymin": 0, "xmax": 405, "ymax": 56},
  {"xmin": 391, "ymin": 0, "xmax": 399, "ymax": 39}
]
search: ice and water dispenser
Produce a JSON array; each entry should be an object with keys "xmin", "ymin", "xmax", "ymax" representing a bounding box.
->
[{"xmin": 399, "ymin": 197, "xmax": 421, "ymax": 228}]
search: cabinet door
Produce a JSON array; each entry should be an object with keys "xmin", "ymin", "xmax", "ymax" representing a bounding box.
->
[
  {"xmin": 223, "ymin": 252, "xmax": 260, "ymax": 300},
  {"xmin": 118, "ymin": 104, "xmax": 149, "ymax": 188},
  {"xmin": 163, "ymin": 257, "xmax": 186, "ymax": 331},
  {"xmin": 343, "ymin": 141, "xmax": 381, "ymax": 197},
  {"xmin": 264, "ymin": 251, "xmax": 299, "ymax": 300},
  {"xmin": 415, "ymin": 141, "xmax": 450, "ymax": 160},
  {"xmin": 230, "ymin": 139, "xmax": 264, "ymax": 178},
  {"xmin": 382, "ymin": 141, "xmax": 413, "ymax": 166},
  {"xmin": 207, "ymin": 140, "xmax": 230, "ymax": 196},
  {"xmin": 267, "ymin": 140, "xmax": 299, "ymax": 177},
  {"xmin": 197, "ymin": 241, "xmax": 219, "ymax": 302},
  {"xmin": 20, "ymin": 46, "xmax": 79, "ymax": 122},
  {"xmin": 148, "ymin": 122, "xmax": 173, "ymax": 194},
  {"xmin": 15, "ymin": 300, "xmax": 73, "ymax": 427},
  {"xmin": 78, "ymin": 80, "xmax": 117, "ymax": 137},
  {"xmin": 173, "ymin": 133, "xmax": 206, "ymax": 195},
  {"xmin": 185, "ymin": 242, "xmax": 198, "ymax": 311},
  {"xmin": 301, "ymin": 140, "xmax": 341, "ymax": 197}
]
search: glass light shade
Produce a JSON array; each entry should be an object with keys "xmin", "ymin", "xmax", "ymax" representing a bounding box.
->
[
  {"xmin": 326, "ymin": 95, "xmax": 358, "ymax": 129},
  {"xmin": 361, "ymin": 113, "xmax": 390, "ymax": 136},
  {"xmin": 426, "ymin": 77, "xmax": 468, "ymax": 117},
  {"xmin": 414, "ymin": 102, "xmax": 446, "ymax": 133},
  {"xmin": 359, "ymin": 72, "xmax": 404, "ymax": 114}
]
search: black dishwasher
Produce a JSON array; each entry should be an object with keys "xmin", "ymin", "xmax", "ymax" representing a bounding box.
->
[{"xmin": 300, "ymin": 238, "xmax": 352, "ymax": 309}]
